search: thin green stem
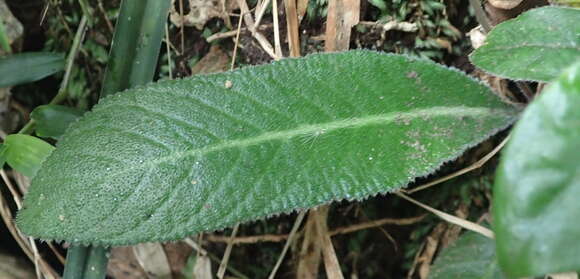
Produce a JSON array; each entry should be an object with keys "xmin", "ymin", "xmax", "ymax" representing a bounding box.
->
[
  {"xmin": 17, "ymin": 15, "xmax": 88, "ymax": 135},
  {"xmin": 18, "ymin": 120, "xmax": 36, "ymax": 135},
  {"xmin": 78, "ymin": 0, "xmax": 94, "ymax": 27},
  {"xmin": 50, "ymin": 15, "xmax": 88, "ymax": 105}
]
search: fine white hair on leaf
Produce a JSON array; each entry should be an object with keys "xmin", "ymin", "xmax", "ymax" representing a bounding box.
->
[{"xmin": 298, "ymin": 128, "xmax": 327, "ymax": 148}]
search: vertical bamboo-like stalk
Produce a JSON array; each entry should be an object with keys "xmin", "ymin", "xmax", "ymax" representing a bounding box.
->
[
  {"xmin": 100, "ymin": 0, "xmax": 171, "ymax": 98},
  {"xmin": 83, "ymin": 246, "xmax": 110, "ymax": 279},
  {"xmin": 63, "ymin": 0, "xmax": 170, "ymax": 278},
  {"xmin": 62, "ymin": 245, "xmax": 88, "ymax": 278}
]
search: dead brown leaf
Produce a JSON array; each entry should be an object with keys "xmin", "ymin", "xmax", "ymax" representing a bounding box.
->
[
  {"xmin": 485, "ymin": 0, "xmax": 548, "ymax": 26},
  {"xmin": 488, "ymin": 0, "xmax": 523, "ymax": 9},
  {"xmin": 0, "ymin": 252, "xmax": 35, "ymax": 279},
  {"xmin": 418, "ymin": 224, "xmax": 445, "ymax": 279},
  {"xmin": 108, "ymin": 247, "xmax": 149, "ymax": 279},
  {"xmin": 133, "ymin": 243, "xmax": 172, "ymax": 279},
  {"xmin": 191, "ymin": 45, "xmax": 231, "ymax": 75},
  {"xmin": 297, "ymin": 0, "xmax": 308, "ymax": 22},
  {"xmin": 193, "ymin": 254, "xmax": 213, "ymax": 279},
  {"xmin": 169, "ymin": 0, "xmax": 238, "ymax": 30},
  {"xmin": 439, "ymin": 203, "xmax": 469, "ymax": 250},
  {"xmin": 164, "ymin": 242, "xmax": 193, "ymax": 278},
  {"xmin": 315, "ymin": 206, "xmax": 345, "ymax": 279},
  {"xmin": 406, "ymin": 223, "xmax": 446, "ymax": 279}
]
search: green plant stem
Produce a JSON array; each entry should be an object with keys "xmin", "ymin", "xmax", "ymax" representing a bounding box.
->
[
  {"xmin": 62, "ymin": 245, "xmax": 89, "ymax": 279},
  {"xmin": 61, "ymin": 0, "xmax": 170, "ymax": 278},
  {"xmin": 17, "ymin": 15, "xmax": 88, "ymax": 135},
  {"xmin": 78, "ymin": 0, "xmax": 94, "ymax": 27},
  {"xmin": 18, "ymin": 121, "xmax": 36, "ymax": 135},
  {"xmin": 50, "ymin": 15, "xmax": 88, "ymax": 106},
  {"xmin": 62, "ymin": 245, "xmax": 108, "ymax": 279},
  {"xmin": 128, "ymin": 0, "xmax": 171, "ymax": 84},
  {"xmin": 83, "ymin": 246, "xmax": 109, "ymax": 279},
  {"xmin": 100, "ymin": 0, "xmax": 171, "ymax": 97}
]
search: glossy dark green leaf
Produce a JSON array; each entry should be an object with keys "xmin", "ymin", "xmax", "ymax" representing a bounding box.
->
[
  {"xmin": 470, "ymin": 6, "xmax": 580, "ymax": 82},
  {"xmin": 0, "ymin": 52, "xmax": 64, "ymax": 87},
  {"xmin": 1, "ymin": 135, "xmax": 55, "ymax": 177},
  {"xmin": 493, "ymin": 61, "xmax": 580, "ymax": 277},
  {"xmin": 31, "ymin": 105, "xmax": 84, "ymax": 140},
  {"xmin": 17, "ymin": 51, "xmax": 518, "ymax": 245},
  {"xmin": 429, "ymin": 232, "xmax": 505, "ymax": 279}
]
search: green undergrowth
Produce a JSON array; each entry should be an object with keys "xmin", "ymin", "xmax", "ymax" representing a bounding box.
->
[{"xmin": 1, "ymin": 0, "xmax": 520, "ymax": 278}]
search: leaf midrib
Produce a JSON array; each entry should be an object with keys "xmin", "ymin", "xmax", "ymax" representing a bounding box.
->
[{"xmin": 91, "ymin": 106, "xmax": 514, "ymax": 183}]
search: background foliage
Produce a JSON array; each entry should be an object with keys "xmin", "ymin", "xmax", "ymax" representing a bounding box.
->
[{"xmin": 1, "ymin": 0, "xmax": 578, "ymax": 278}]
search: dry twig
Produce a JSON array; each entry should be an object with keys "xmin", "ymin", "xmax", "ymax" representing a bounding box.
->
[
  {"xmin": 284, "ymin": 0, "xmax": 301, "ymax": 56},
  {"xmin": 236, "ymin": 0, "xmax": 279, "ymax": 59},
  {"xmin": 217, "ymin": 224, "xmax": 239, "ymax": 279},
  {"xmin": 206, "ymin": 215, "xmax": 425, "ymax": 244},
  {"xmin": 396, "ymin": 192, "xmax": 494, "ymax": 239},
  {"xmin": 271, "ymin": 0, "xmax": 283, "ymax": 57},
  {"xmin": 358, "ymin": 20, "xmax": 418, "ymax": 32},
  {"xmin": 325, "ymin": 0, "xmax": 360, "ymax": 51},
  {"xmin": 296, "ymin": 210, "xmax": 323, "ymax": 279},
  {"xmin": 253, "ymin": 0, "xmax": 272, "ymax": 28},
  {"xmin": 206, "ymin": 24, "xmax": 272, "ymax": 42},
  {"xmin": 268, "ymin": 211, "xmax": 307, "ymax": 279},
  {"xmin": 0, "ymin": 171, "xmax": 58, "ymax": 278},
  {"xmin": 316, "ymin": 207, "xmax": 344, "ymax": 279}
]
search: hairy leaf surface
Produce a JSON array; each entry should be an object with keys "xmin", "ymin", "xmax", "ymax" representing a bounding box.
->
[
  {"xmin": 470, "ymin": 6, "xmax": 580, "ymax": 82},
  {"xmin": 493, "ymin": 62, "xmax": 580, "ymax": 277},
  {"xmin": 18, "ymin": 51, "xmax": 517, "ymax": 245}
]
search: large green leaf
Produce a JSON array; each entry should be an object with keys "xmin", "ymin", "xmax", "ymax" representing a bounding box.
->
[
  {"xmin": 0, "ymin": 52, "xmax": 64, "ymax": 87},
  {"xmin": 470, "ymin": 6, "xmax": 580, "ymax": 82},
  {"xmin": 493, "ymin": 61, "xmax": 580, "ymax": 277},
  {"xmin": 17, "ymin": 51, "xmax": 518, "ymax": 245},
  {"xmin": 429, "ymin": 232, "xmax": 505, "ymax": 279}
]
